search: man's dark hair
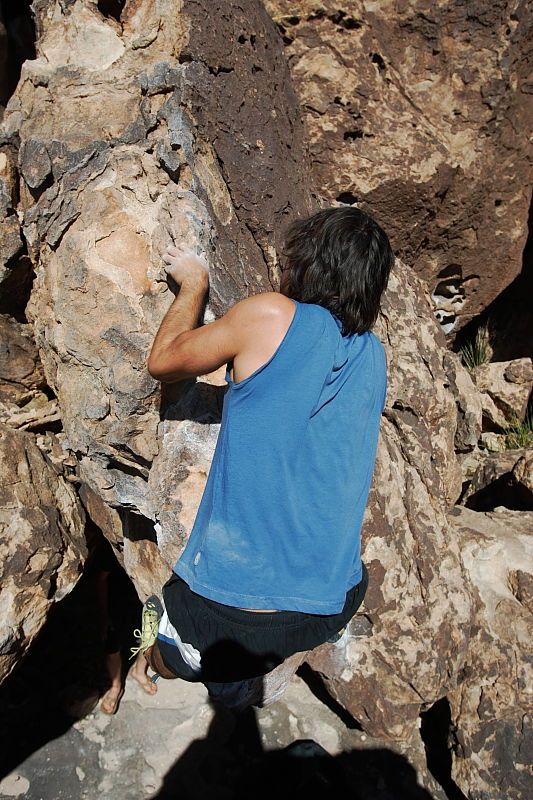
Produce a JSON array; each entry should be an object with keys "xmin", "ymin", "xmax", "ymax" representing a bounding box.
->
[{"xmin": 280, "ymin": 206, "xmax": 394, "ymax": 335}]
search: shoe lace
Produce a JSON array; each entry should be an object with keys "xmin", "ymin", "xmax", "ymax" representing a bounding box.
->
[{"xmin": 129, "ymin": 603, "xmax": 161, "ymax": 661}]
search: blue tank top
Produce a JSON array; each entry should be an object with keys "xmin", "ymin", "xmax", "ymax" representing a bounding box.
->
[{"xmin": 173, "ymin": 298, "xmax": 387, "ymax": 613}]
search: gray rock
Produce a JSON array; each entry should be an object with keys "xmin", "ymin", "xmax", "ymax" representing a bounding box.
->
[
  {"xmin": 447, "ymin": 506, "xmax": 533, "ymax": 800},
  {"xmin": 470, "ymin": 358, "xmax": 533, "ymax": 430},
  {"xmin": 0, "ymin": 423, "xmax": 86, "ymax": 681}
]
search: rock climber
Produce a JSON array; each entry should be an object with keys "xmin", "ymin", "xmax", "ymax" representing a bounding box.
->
[{"xmin": 130, "ymin": 205, "xmax": 394, "ymax": 711}]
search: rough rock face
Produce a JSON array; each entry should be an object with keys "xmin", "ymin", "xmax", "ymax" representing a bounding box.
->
[
  {"xmin": 0, "ymin": 313, "xmax": 46, "ymax": 404},
  {"xmin": 0, "ymin": 0, "xmax": 480, "ymax": 743},
  {"xmin": 0, "ymin": 0, "xmax": 313, "ymax": 589},
  {"xmin": 460, "ymin": 447, "xmax": 533, "ymax": 511},
  {"xmin": 0, "ymin": 423, "xmax": 86, "ymax": 682},
  {"xmin": 0, "ymin": 140, "xmax": 31, "ymax": 319},
  {"xmin": 0, "ymin": 4, "xmax": 7, "ymax": 116},
  {"xmin": 264, "ymin": 0, "xmax": 533, "ymax": 338},
  {"xmin": 470, "ymin": 357, "xmax": 533, "ymax": 430},
  {"xmin": 447, "ymin": 506, "xmax": 533, "ymax": 800},
  {"xmin": 0, "ymin": 313, "xmax": 60, "ymax": 431},
  {"xmin": 443, "ymin": 350, "xmax": 483, "ymax": 453},
  {"xmin": 2, "ymin": 0, "xmax": 476, "ymax": 737},
  {"xmin": 304, "ymin": 259, "xmax": 474, "ymax": 740},
  {"xmin": 78, "ymin": 480, "xmax": 169, "ymax": 600},
  {"xmin": 0, "ymin": 7, "xmax": 530, "ymax": 790},
  {"xmin": 0, "ymin": 0, "xmax": 36, "ymax": 316}
]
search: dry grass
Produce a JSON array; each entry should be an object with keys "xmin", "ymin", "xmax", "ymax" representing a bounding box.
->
[
  {"xmin": 460, "ymin": 323, "xmax": 491, "ymax": 370},
  {"xmin": 502, "ymin": 408, "xmax": 533, "ymax": 450}
]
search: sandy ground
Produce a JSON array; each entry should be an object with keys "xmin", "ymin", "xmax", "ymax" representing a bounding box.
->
[
  {"xmin": 0, "ymin": 552, "xmax": 456, "ymax": 799},
  {"xmin": 0, "ymin": 659, "xmax": 449, "ymax": 800}
]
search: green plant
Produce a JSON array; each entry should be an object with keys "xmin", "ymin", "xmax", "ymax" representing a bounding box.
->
[
  {"xmin": 502, "ymin": 407, "xmax": 533, "ymax": 450},
  {"xmin": 460, "ymin": 323, "xmax": 491, "ymax": 369}
]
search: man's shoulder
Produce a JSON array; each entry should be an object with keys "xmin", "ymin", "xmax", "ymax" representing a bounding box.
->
[
  {"xmin": 224, "ymin": 293, "xmax": 298, "ymax": 365},
  {"xmin": 228, "ymin": 292, "xmax": 296, "ymax": 323}
]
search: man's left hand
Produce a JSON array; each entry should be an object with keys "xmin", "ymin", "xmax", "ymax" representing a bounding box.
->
[{"xmin": 162, "ymin": 242, "xmax": 209, "ymax": 290}]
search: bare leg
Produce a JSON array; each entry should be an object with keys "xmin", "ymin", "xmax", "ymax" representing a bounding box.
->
[
  {"xmin": 130, "ymin": 651, "xmax": 158, "ymax": 695},
  {"xmin": 95, "ymin": 566, "xmax": 125, "ymax": 714},
  {"xmin": 100, "ymin": 651, "xmax": 124, "ymax": 714},
  {"xmin": 130, "ymin": 642, "xmax": 177, "ymax": 694}
]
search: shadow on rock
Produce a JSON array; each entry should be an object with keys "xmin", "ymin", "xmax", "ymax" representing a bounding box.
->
[
  {"xmin": 0, "ymin": 536, "xmax": 141, "ymax": 779},
  {"xmin": 153, "ymin": 695, "xmax": 436, "ymax": 800},
  {"xmin": 160, "ymin": 377, "xmax": 227, "ymax": 424}
]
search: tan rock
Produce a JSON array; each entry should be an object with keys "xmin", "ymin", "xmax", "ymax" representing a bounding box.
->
[
  {"xmin": 479, "ymin": 431, "xmax": 507, "ymax": 452},
  {"xmin": 460, "ymin": 447, "xmax": 533, "ymax": 511},
  {"xmin": 2, "ymin": 0, "xmax": 528, "ymax": 759},
  {"xmin": 447, "ymin": 506, "xmax": 533, "ymax": 800},
  {"xmin": 513, "ymin": 451, "xmax": 533, "ymax": 500},
  {"xmin": 78, "ymin": 481, "xmax": 170, "ymax": 602},
  {"xmin": 2, "ymin": 0, "xmax": 312, "ymax": 602},
  {"xmin": 0, "ymin": 200, "xmax": 22, "ymax": 269},
  {"xmin": 0, "ymin": 395, "xmax": 61, "ymax": 432},
  {"xmin": 0, "ymin": 313, "xmax": 58, "ymax": 431},
  {"xmin": 471, "ymin": 358, "xmax": 533, "ymax": 429},
  {"xmin": 443, "ymin": 350, "xmax": 483, "ymax": 453},
  {"xmin": 35, "ymin": 430, "xmax": 79, "ymax": 482},
  {"xmin": 0, "ymin": 142, "xmax": 30, "ymax": 317},
  {"xmin": 0, "ymin": 314, "xmax": 46, "ymax": 404},
  {"xmin": 0, "ymin": 424, "xmax": 86, "ymax": 682}
]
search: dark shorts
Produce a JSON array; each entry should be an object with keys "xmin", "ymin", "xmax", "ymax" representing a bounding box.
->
[{"xmin": 157, "ymin": 563, "xmax": 369, "ymax": 683}]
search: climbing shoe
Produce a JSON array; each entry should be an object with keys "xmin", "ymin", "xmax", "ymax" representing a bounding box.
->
[{"xmin": 129, "ymin": 595, "xmax": 163, "ymax": 661}]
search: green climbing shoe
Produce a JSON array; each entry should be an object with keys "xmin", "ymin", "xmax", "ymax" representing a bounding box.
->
[{"xmin": 129, "ymin": 595, "xmax": 163, "ymax": 661}]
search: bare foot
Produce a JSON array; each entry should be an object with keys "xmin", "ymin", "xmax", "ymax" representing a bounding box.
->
[
  {"xmin": 100, "ymin": 683, "xmax": 125, "ymax": 715},
  {"xmin": 130, "ymin": 653, "xmax": 158, "ymax": 695}
]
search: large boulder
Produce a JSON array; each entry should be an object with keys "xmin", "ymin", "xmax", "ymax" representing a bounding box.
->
[
  {"xmin": 264, "ymin": 0, "xmax": 533, "ymax": 338},
  {"xmin": 447, "ymin": 505, "xmax": 533, "ymax": 800},
  {"xmin": 2, "ymin": 3, "xmax": 529, "ymax": 776},
  {"xmin": 0, "ymin": 423, "xmax": 86, "ymax": 682},
  {"xmin": 0, "ymin": 0, "xmax": 313, "ymax": 596},
  {"xmin": 470, "ymin": 358, "xmax": 533, "ymax": 430},
  {"xmin": 1, "ymin": 0, "xmax": 475, "ymax": 741}
]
